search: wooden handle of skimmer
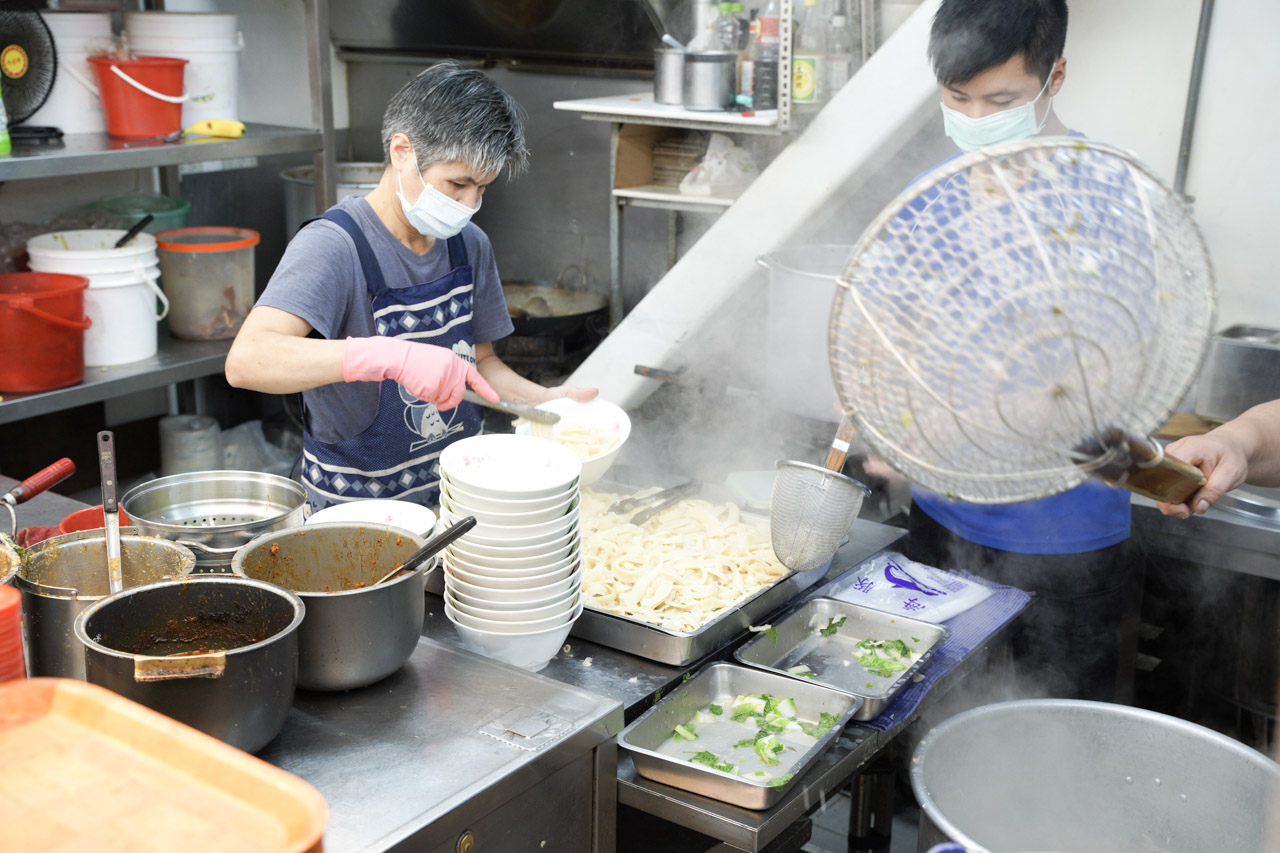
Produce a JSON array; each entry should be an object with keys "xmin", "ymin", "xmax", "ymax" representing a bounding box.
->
[
  {"xmin": 824, "ymin": 416, "xmax": 858, "ymax": 472},
  {"xmin": 1095, "ymin": 430, "xmax": 1206, "ymax": 504}
]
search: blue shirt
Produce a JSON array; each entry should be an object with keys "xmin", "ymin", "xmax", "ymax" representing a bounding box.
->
[{"xmin": 904, "ymin": 135, "xmax": 1131, "ymax": 555}]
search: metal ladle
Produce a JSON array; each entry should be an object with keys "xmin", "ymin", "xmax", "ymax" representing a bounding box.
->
[
  {"xmin": 97, "ymin": 431, "xmax": 124, "ymax": 594},
  {"xmin": 374, "ymin": 515, "xmax": 477, "ymax": 586}
]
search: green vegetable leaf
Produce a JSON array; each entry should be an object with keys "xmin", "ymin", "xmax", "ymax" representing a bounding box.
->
[
  {"xmin": 883, "ymin": 639, "xmax": 913, "ymax": 659},
  {"xmin": 734, "ymin": 737, "xmax": 761, "ymax": 748},
  {"xmin": 818, "ymin": 616, "xmax": 847, "ymax": 637},
  {"xmin": 865, "ymin": 682, "xmax": 874, "ymax": 688},
  {"xmin": 708, "ymin": 704, "xmax": 723, "ymax": 715},
  {"xmin": 799, "ymin": 711, "xmax": 841, "ymax": 740},
  {"xmin": 911, "ymin": 637, "xmax": 920, "ymax": 643},
  {"xmin": 754, "ymin": 735, "xmax": 783, "ymax": 765},
  {"xmin": 767, "ymin": 773, "xmax": 795, "ymax": 788},
  {"xmin": 731, "ymin": 704, "xmax": 761, "ymax": 722},
  {"xmin": 766, "ymin": 625, "xmax": 779, "ymax": 647},
  {"xmin": 682, "ymin": 672, "xmax": 691, "ymax": 683},
  {"xmin": 673, "ymin": 724, "xmax": 698, "ymax": 741},
  {"xmin": 690, "ymin": 751, "xmax": 720, "ymax": 767}
]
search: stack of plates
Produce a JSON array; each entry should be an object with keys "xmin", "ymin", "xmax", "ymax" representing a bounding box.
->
[{"xmin": 438, "ymin": 434, "xmax": 584, "ymax": 671}]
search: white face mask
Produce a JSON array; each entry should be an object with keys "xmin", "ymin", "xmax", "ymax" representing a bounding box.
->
[
  {"xmin": 940, "ymin": 71, "xmax": 1054, "ymax": 154},
  {"xmin": 395, "ymin": 151, "xmax": 481, "ymax": 239}
]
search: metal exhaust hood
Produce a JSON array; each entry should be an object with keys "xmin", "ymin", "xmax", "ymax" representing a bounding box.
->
[{"xmin": 330, "ymin": 0, "xmax": 682, "ymax": 67}]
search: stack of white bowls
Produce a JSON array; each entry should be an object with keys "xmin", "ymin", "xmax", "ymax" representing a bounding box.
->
[{"xmin": 438, "ymin": 434, "xmax": 584, "ymax": 671}]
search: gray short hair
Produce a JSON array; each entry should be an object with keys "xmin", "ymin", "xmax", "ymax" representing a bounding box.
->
[{"xmin": 381, "ymin": 61, "xmax": 529, "ymax": 179}]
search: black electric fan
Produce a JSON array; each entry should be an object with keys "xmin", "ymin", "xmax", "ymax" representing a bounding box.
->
[{"xmin": 0, "ymin": 10, "xmax": 56, "ymax": 125}]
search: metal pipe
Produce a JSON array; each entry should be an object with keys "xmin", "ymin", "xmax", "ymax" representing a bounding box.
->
[{"xmin": 1173, "ymin": 0, "xmax": 1215, "ymax": 199}]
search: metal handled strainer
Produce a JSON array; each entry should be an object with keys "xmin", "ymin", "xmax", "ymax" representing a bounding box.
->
[
  {"xmin": 771, "ymin": 416, "xmax": 872, "ymax": 572},
  {"xmin": 828, "ymin": 138, "xmax": 1216, "ymax": 504}
]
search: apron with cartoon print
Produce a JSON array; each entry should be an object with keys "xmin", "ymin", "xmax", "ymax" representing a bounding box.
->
[{"xmin": 300, "ymin": 208, "xmax": 482, "ymax": 511}]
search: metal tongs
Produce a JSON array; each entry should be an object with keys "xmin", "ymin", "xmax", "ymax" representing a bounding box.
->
[{"xmin": 608, "ymin": 480, "xmax": 701, "ymax": 526}]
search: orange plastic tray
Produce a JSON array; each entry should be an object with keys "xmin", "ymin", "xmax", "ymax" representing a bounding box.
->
[{"xmin": 0, "ymin": 678, "xmax": 327, "ymax": 853}]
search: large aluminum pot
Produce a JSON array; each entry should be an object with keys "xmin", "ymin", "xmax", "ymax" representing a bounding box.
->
[
  {"xmin": 281, "ymin": 162, "xmax": 382, "ymax": 238},
  {"xmin": 912, "ymin": 699, "xmax": 1280, "ymax": 853},
  {"xmin": 121, "ymin": 470, "xmax": 306, "ymax": 573},
  {"xmin": 1, "ymin": 537, "xmax": 18, "ymax": 586},
  {"xmin": 15, "ymin": 528, "xmax": 195, "ymax": 679},
  {"xmin": 74, "ymin": 575, "xmax": 304, "ymax": 753},
  {"xmin": 232, "ymin": 522, "xmax": 430, "ymax": 691}
]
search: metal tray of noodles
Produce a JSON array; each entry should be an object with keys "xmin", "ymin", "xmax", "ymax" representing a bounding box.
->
[
  {"xmin": 567, "ymin": 481, "xmax": 831, "ymax": 664},
  {"xmin": 734, "ymin": 598, "xmax": 949, "ymax": 722},
  {"xmin": 619, "ymin": 662, "xmax": 862, "ymax": 809},
  {"xmin": 571, "ymin": 564, "xmax": 828, "ymax": 666}
]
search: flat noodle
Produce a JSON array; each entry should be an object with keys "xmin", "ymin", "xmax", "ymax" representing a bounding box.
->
[
  {"xmin": 581, "ymin": 488, "xmax": 790, "ymax": 632},
  {"xmin": 530, "ymin": 421, "xmax": 618, "ymax": 461}
]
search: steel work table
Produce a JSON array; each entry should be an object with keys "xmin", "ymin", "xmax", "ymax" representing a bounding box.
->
[
  {"xmin": 257, "ymin": 638, "xmax": 623, "ymax": 853},
  {"xmin": 421, "ymin": 517, "xmax": 1020, "ymax": 852}
]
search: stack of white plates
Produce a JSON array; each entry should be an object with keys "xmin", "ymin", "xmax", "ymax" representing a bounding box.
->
[{"xmin": 438, "ymin": 434, "xmax": 584, "ymax": 671}]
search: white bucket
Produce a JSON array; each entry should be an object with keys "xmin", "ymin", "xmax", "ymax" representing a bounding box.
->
[
  {"xmin": 125, "ymin": 12, "xmax": 241, "ymax": 127},
  {"xmin": 27, "ymin": 230, "xmax": 159, "ymax": 276},
  {"xmin": 80, "ymin": 267, "xmax": 169, "ymax": 366},
  {"xmin": 28, "ymin": 12, "xmax": 112, "ymax": 135}
]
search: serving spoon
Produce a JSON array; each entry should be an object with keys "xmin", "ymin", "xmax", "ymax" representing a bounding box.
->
[{"xmin": 374, "ymin": 515, "xmax": 477, "ymax": 585}]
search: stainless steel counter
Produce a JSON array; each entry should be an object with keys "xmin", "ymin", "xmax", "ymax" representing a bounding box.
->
[
  {"xmin": 1131, "ymin": 494, "xmax": 1280, "ymax": 581},
  {"xmin": 258, "ymin": 637, "xmax": 624, "ymax": 853}
]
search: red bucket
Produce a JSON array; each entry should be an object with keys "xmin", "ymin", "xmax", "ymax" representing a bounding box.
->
[
  {"xmin": 59, "ymin": 505, "xmax": 133, "ymax": 535},
  {"xmin": 87, "ymin": 55, "xmax": 188, "ymax": 139},
  {"xmin": 0, "ymin": 273, "xmax": 92, "ymax": 393}
]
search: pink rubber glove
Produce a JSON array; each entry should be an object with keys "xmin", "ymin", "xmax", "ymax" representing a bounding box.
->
[{"xmin": 342, "ymin": 337, "xmax": 499, "ymax": 411}]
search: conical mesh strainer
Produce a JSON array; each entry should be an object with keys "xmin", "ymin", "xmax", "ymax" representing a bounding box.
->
[
  {"xmin": 828, "ymin": 138, "xmax": 1216, "ymax": 504},
  {"xmin": 771, "ymin": 460, "xmax": 871, "ymax": 572}
]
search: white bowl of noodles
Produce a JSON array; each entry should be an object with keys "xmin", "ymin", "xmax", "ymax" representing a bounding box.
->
[{"xmin": 515, "ymin": 397, "xmax": 630, "ymax": 486}]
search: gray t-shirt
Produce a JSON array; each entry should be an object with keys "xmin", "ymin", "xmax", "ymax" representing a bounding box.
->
[{"xmin": 257, "ymin": 196, "xmax": 514, "ymax": 442}]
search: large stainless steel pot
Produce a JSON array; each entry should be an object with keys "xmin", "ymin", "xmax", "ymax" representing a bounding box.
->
[
  {"xmin": 1, "ymin": 537, "xmax": 18, "ymax": 586},
  {"xmin": 121, "ymin": 470, "xmax": 307, "ymax": 573},
  {"xmin": 15, "ymin": 528, "xmax": 195, "ymax": 679},
  {"xmin": 280, "ymin": 162, "xmax": 382, "ymax": 238},
  {"xmin": 74, "ymin": 575, "xmax": 304, "ymax": 753},
  {"xmin": 232, "ymin": 522, "xmax": 430, "ymax": 691},
  {"xmin": 912, "ymin": 699, "xmax": 1280, "ymax": 853}
]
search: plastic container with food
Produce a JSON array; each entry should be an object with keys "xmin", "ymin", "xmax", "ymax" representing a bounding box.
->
[{"xmin": 156, "ymin": 226, "xmax": 259, "ymax": 340}]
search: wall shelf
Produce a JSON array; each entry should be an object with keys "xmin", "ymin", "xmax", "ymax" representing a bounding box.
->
[
  {"xmin": 0, "ymin": 337, "xmax": 233, "ymax": 426},
  {"xmin": 0, "ymin": 123, "xmax": 324, "ymax": 182}
]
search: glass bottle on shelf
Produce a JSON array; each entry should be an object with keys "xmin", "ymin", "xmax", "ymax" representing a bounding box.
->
[
  {"xmin": 751, "ymin": 0, "xmax": 780, "ymax": 110},
  {"xmin": 826, "ymin": 0, "xmax": 861, "ymax": 97},
  {"xmin": 740, "ymin": 15, "xmax": 757, "ymax": 99},
  {"xmin": 713, "ymin": 2, "xmax": 739, "ymax": 49},
  {"xmin": 793, "ymin": 0, "xmax": 827, "ymax": 106}
]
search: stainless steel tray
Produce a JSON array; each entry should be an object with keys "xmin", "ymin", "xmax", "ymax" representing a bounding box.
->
[
  {"xmin": 618, "ymin": 662, "xmax": 862, "ymax": 810},
  {"xmin": 733, "ymin": 598, "xmax": 949, "ymax": 721},
  {"xmin": 569, "ymin": 564, "xmax": 828, "ymax": 666}
]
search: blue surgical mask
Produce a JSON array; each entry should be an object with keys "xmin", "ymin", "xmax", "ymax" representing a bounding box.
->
[
  {"xmin": 940, "ymin": 72, "xmax": 1054, "ymax": 154},
  {"xmin": 395, "ymin": 150, "xmax": 481, "ymax": 239}
]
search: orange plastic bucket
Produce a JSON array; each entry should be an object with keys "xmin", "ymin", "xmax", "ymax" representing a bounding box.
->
[
  {"xmin": 58, "ymin": 505, "xmax": 132, "ymax": 535},
  {"xmin": 87, "ymin": 55, "xmax": 188, "ymax": 138},
  {"xmin": 0, "ymin": 273, "xmax": 91, "ymax": 393}
]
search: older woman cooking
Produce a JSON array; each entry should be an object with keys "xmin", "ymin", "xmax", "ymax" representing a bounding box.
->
[{"xmin": 226, "ymin": 61, "xmax": 594, "ymax": 511}]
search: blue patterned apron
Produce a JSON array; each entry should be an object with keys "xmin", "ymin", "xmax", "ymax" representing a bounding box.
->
[{"xmin": 300, "ymin": 209, "xmax": 482, "ymax": 510}]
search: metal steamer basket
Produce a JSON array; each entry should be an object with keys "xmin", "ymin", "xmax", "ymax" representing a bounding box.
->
[{"xmin": 121, "ymin": 471, "xmax": 307, "ymax": 572}]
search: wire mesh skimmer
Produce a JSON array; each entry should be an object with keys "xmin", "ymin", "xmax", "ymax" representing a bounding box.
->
[{"xmin": 829, "ymin": 137, "xmax": 1216, "ymax": 504}]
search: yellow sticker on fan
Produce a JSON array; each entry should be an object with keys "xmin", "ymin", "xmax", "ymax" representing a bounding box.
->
[{"xmin": 1, "ymin": 45, "xmax": 28, "ymax": 79}]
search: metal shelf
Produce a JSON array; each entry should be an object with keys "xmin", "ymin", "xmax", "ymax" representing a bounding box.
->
[
  {"xmin": 555, "ymin": 93, "xmax": 784, "ymax": 136},
  {"xmin": 0, "ymin": 123, "xmax": 324, "ymax": 182},
  {"xmin": 0, "ymin": 336, "xmax": 232, "ymax": 425},
  {"xmin": 613, "ymin": 183, "xmax": 738, "ymax": 211}
]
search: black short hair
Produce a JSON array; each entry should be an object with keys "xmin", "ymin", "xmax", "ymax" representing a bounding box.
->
[{"xmin": 929, "ymin": 0, "xmax": 1068, "ymax": 86}]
